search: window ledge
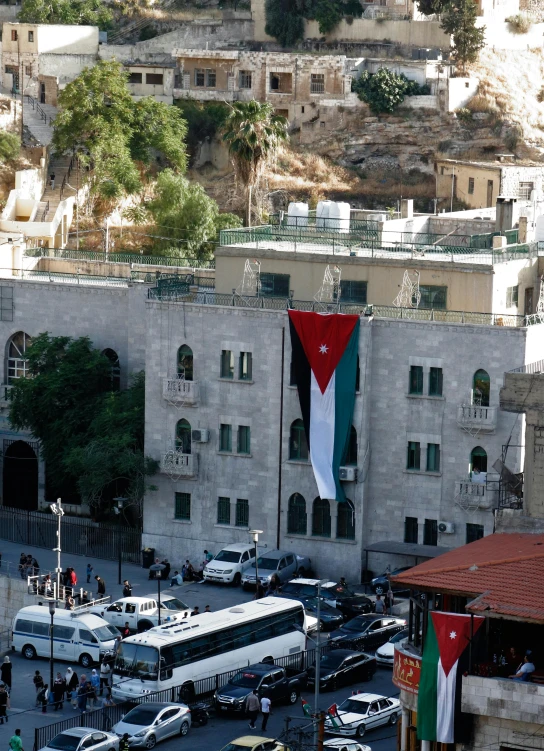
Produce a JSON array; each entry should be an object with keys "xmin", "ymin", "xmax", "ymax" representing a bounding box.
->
[
  {"xmin": 285, "ymin": 534, "xmax": 357, "ymax": 545},
  {"xmin": 173, "ymin": 518, "xmax": 192, "ymax": 525},
  {"xmin": 403, "ymin": 470, "xmax": 442, "ymax": 477},
  {"xmin": 406, "ymin": 394, "xmax": 445, "ymax": 401},
  {"xmin": 218, "ymin": 378, "xmax": 254, "ymax": 385},
  {"xmin": 214, "ymin": 523, "xmax": 233, "ymax": 529},
  {"xmin": 217, "ymin": 451, "xmax": 253, "ymax": 458},
  {"xmin": 287, "ymin": 459, "xmax": 311, "ymax": 465}
]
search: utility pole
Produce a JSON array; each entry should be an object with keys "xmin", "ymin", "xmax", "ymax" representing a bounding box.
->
[{"xmin": 317, "ymin": 711, "xmax": 326, "ymax": 751}]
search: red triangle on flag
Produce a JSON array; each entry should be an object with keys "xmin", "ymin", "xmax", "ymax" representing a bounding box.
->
[
  {"xmin": 431, "ymin": 612, "xmax": 484, "ymax": 677},
  {"xmin": 288, "ymin": 310, "xmax": 359, "ymax": 394}
]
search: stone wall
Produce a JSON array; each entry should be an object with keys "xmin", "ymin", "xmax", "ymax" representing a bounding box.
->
[{"xmin": 0, "ymin": 574, "xmax": 35, "ymax": 635}]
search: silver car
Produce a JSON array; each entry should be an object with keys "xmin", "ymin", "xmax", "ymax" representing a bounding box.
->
[
  {"xmin": 112, "ymin": 702, "xmax": 191, "ymax": 748},
  {"xmin": 41, "ymin": 728, "xmax": 120, "ymax": 751}
]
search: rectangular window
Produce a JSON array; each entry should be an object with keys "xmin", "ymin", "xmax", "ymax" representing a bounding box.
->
[
  {"xmin": 25, "ymin": 65, "xmax": 32, "ymax": 76},
  {"xmin": 219, "ymin": 424, "xmax": 232, "ymax": 452},
  {"xmin": 423, "ymin": 518, "xmax": 438, "ymax": 546},
  {"xmin": 506, "ymin": 285, "xmax": 519, "ymax": 308},
  {"xmin": 0, "ymin": 287, "xmax": 13, "ymax": 322},
  {"xmin": 340, "ymin": 280, "xmax": 367, "ymax": 304},
  {"xmin": 429, "ymin": 367, "xmax": 443, "ymax": 396},
  {"xmin": 11, "ymin": 30, "xmax": 17, "ymax": 41},
  {"xmin": 404, "ymin": 516, "xmax": 418, "ymax": 544},
  {"xmin": 518, "ymin": 181, "xmax": 534, "ymax": 200},
  {"xmin": 174, "ymin": 492, "xmax": 191, "ymax": 521},
  {"xmin": 220, "ymin": 349, "xmax": 234, "ymax": 379},
  {"xmin": 426, "ymin": 443, "xmax": 440, "ymax": 472},
  {"xmin": 237, "ymin": 425, "xmax": 251, "ymax": 454},
  {"xmin": 206, "ymin": 69, "xmax": 216, "ymax": 88},
  {"xmin": 194, "ymin": 68, "xmax": 205, "ymax": 87},
  {"xmin": 235, "ymin": 498, "xmax": 249, "ymax": 527},
  {"xmin": 239, "ymin": 70, "xmax": 252, "ymax": 89},
  {"xmin": 146, "ymin": 73, "xmax": 163, "ymax": 85},
  {"xmin": 28, "ymin": 30, "xmax": 34, "ymax": 42},
  {"xmin": 466, "ymin": 523, "xmax": 484, "ymax": 544},
  {"xmin": 128, "ymin": 72, "xmax": 142, "ymax": 84},
  {"xmin": 217, "ymin": 496, "xmax": 230, "ymax": 525},
  {"xmin": 419, "ymin": 285, "xmax": 447, "ymax": 310},
  {"xmin": 409, "ymin": 365, "xmax": 423, "ymax": 395},
  {"xmin": 260, "ymin": 272, "xmax": 290, "ymax": 298},
  {"xmin": 468, "ymin": 177, "xmax": 475, "ymax": 195},
  {"xmin": 310, "ymin": 73, "xmax": 325, "ymax": 94},
  {"xmin": 239, "ymin": 351, "xmax": 252, "ymax": 381},
  {"xmin": 407, "ymin": 441, "xmax": 421, "ymax": 470}
]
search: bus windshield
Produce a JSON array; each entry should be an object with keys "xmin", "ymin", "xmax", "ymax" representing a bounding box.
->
[{"xmin": 115, "ymin": 642, "xmax": 159, "ymax": 681}]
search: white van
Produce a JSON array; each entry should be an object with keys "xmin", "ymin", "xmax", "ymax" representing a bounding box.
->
[
  {"xmin": 203, "ymin": 543, "xmax": 260, "ymax": 586},
  {"xmin": 12, "ymin": 605, "xmax": 121, "ymax": 668}
]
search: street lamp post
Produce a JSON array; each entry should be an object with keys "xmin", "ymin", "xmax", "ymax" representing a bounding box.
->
[
  {"xmin": 50, "ymin": 498, "xmax": 64, "ymax": 600},
  {"xmin": 48, "ymin": 600, "xmax": 55, "ymax": 704},
  {"xmin": 314, "ymin": 579, "xmax": 329, "ymax": 747},
  {"xmin": 248, "ymin": 530, "xmax": 263, "ymax": 592},
  {"xmin": 149, "ymin": 563, "xmax": 165, "ymax": 624},
  {"xmin": 113, "ymin": 497, "xmax": 128, "ymax": 586}
]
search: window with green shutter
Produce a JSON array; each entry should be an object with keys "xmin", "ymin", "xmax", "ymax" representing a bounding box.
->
[
  {"xmin": 407, "ymin": 441, "xmax": 420, "ymax": 470},
  {"xmin": 219, "ymin": 424, "xmax": 232, "ymax": 452},
  {"xmin": 260, "ymin": 272, "xmax": 290, "ymax": 298},
  {"xmin": 340, "ymin": 280, "xmax": 367, "ymax": 305},
  {"xmin": 235, "ymin": 498, "xmax": 249, "ymax": 527},
  {"xmin": 237, "ymin": 425, "xmax": 251, "ymax": 454},
  {"xmin": 174, "ymin": 492, "xmax": 191, "ymax": 521},
  {"xmin": 409, "ymin": 366, "xmax": 423, "ymax": 395},
  {"xmin": 419, "ymin": 285, "xmax": 447, "ymax": 310},
  {"xmin": 220, "ymin": 350, "xmax": 234, "ymax": 379},
  {"xmin": 429, "ymin": 367, "xmax": 443, "ymax": 396},
  {"xmin": 426, "ymin": 443, "xmax": 440, "ymax": 472},
  {"xmin": 217, "ymin": 497, "xmax": 230, "ymax": 525}
]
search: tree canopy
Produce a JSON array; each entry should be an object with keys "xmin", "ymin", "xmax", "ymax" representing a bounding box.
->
[
  {"xmin": 352, "ymin": 68, "xmax": 430, "ymax": 113},
  {"xmin": 440, "ymin": 0, "xmax": 485, "ymax": 73},
  {"xmin": 0, "ymin": 131, "xmax": 20, "ymax": 163},
  {"xmin": 18, "ymin": 0, "xmax": 113, "ymax": 27},
  {"xmin": 265, "ymin": 0, "xmax": 362, "ymax": 46}
]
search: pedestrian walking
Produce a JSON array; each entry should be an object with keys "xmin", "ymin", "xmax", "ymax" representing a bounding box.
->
[
  {"xmin": 122, "ymin": 580, "xmax": 132, "ymax": 598},
  {"xmin": 50, "ymin": 173, "xmax": 55, "ymax": 189},
  {"xmin": 53, "ymin": 673, "xmax": 65, "ymax": 711},
  {"xmin": 33, "ymin": 670, "xmax": 44, "ymax": 702},
  {"xmin": 1, "ymin": 656, "xmax": 12, "ymax": 693},
  {"xmin": 260, "ymin": 694, "xmax": 271, "ymax": 731},
  {"xmin": 385, "ymin": 588, "xmax": 394, "ymax": 614},
  {"xmin": 246, "ymin": 690, "xmax": 260, "ymax": 729},
  {"xmin": 90, "ymin": 670, "xmax": 100, "ymax": 707},
  {"xmin": 77, "ymin": 680, "xmax": 88, "ymax": 714},
  {"xmin": 0, "ymin": 682, "xmax": 10, "ymax": 724},
  {"xmin": 119, "ymin": 734, "xmax": 130, "ymax": 751},
  {"xmin": 8, "ymin": 728, "xmax": 23, "ymax": 751},
  {"xmin": 99, "ymin": 659, "xmax": 111, "ymax": 696},
  {"xmin": 70, "ymin": 569, "xmax": 77, "ymax": 589},
  {"xmin": 374, "ymin": 594, "xmax": 385, "ymax": 614},
  {"xmin": 37, "ymin": 684, "xmax": 49, "ymax": 713},
  {"xmin": 65, "ymin": 668, "xmax": 78, "ymax": 708},
  {"xmin": 86, "ymin": 564, "xmax": 93, "ymax": 584},
  {"xmin": 95, "ymin": 575, "xmax": 106, "ymax": 597}
]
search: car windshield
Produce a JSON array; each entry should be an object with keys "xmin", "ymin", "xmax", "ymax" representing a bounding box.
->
[
  {"xmin": 229, "ymin": 671, "xmax": 262, "ymax": 688},
  {"xmin": 253, "ymin": 557, "xmax": 278, "ymax": 571},
  {"xmin": 48, "ymin": 734, "xmax": 82, "ymax": 751},
  {"xmin": 114, "ymin": 643, "xmax": 159, "ymax": 681},
  {"xmin": 326, "ymin": 585, "xmax": 358, "ymax": 600},
  {"xmin": 339, "ymin": 698, "xmax": 370, "ymax": 715},
  {"xmin": 214, "ymin": 551, "xmax": 241, "ymax": 563},
  {"xmin": 320, "ymin": 654, "xmax": 344, "ymax": 670},
  {"xmin": 93, "ymin": 625, "xmax": 118, "ymax": 641},
  {"xmin": 161, "ymin": 597, "xmax": 189, "ymax": 611},
  {"xmin": 122, "ymin": 707, "xmax": 160, "ymax": 726},
  {"xmin": 342, "ymin": 618, "xmax": 370, "ymax": 633},
  {"xmin": 390, "ymin": 629, "xmax": 409, "ymax": 644}
]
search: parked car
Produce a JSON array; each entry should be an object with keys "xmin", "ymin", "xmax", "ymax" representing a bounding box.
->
[
  {"xmin": 112, "ymin": 702, "xmax": 191, "ymax": 748},
  {"xmin": 41, "ymin": 729, "xmax": 120, "ymax": 751},
  {"xmin": 241, "ymin": 551, "xmax": 311, "ymax": 589},
  {"xmin": 370, "ymin": 568, "xmax": 412, "ymax": 595},
  {"xmin": 330, "ymin": 616, "xmax": 406, "ymax": 651},
  {"xmin": 324, "ymin": 740, "xmax": 371, "ymax": 751},
  {"xmin": 324, "ymin": 693, "xmax": 401, "ymax": 738},
  {"xmin": 375, "ymin": 629, "xmax": 408, "ymax": 667},
  {"xmin": 87, "ymin": 596, "xmax": 188, "ymax": 633},
  {"xmin": 218, "ymin": 737, "xmax": 290, "ymax": 751},
  {"xmin": 280, "ymin": 579, "xmax": 372, "ymax": 619},
  {"xmin": 203, "ymin": 543, "xmax": 259, "ymax": 586},
  {"xmin": 144, "ymin": 594, "xmax": 191, "ymax": 613},
  {"xmin": 307, "ymin": 649, "xmax": 376, "ymax": 691},
  {"xmin": 215, "ymin": 662, "xmax": 307, "ymax": 712},
  {"xmin": 279, "ymin": 594, "xmax": 344, "ymax": 631}
]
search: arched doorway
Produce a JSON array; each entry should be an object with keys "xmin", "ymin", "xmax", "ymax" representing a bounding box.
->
[{"xmin": 3, "ymin": 440, "xmax": 38, "ymax": 510}]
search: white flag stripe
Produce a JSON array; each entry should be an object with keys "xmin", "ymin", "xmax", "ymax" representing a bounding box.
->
[
  {"xmin": 309, "ymin": 370, "xmax": 336, "ymax": 500},
  {"xmin": 436, "ymin": 657, "xmax": 457, "ymax": 744}
]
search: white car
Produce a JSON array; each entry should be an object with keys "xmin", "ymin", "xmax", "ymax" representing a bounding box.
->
[
  {"xmin": 324, "ymin": 740, "xmax": 371, "ymax": 751},
  {"xmin": 375, "ymin": 629, "xmax": 408, "ymax": 667},
  {"xmin": 41, "ymin": 728, "xmax": 119, "ymax": 751},
  {"xmin": 324, "ymin": 693, "xmax": 400, "ymax": 739}
]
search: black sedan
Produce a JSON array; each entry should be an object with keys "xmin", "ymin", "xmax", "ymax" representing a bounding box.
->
[
  {"xmin": 280, "ymin": 579, "xmax": 373, "ymax": 619},
  {"xmin": 279, "ymin": 595, "xmax": 344, "ymax": 631},
  {"xmin": 307, "ymin": 649, "xmax": 376, "ymax": 691},
  {"xmin": 330, "ymin": 615, "xmax": 407, "ymax": 651},
  {"xmin": 370, "ymin": 567, "xmax": 412, "ymax": 595}
]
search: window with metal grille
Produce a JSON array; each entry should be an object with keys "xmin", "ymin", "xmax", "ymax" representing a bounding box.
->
[
  {"xmin": 28, "ymin": 30, "xmax": 34, "ymax": 42},
  {"xmin": 7, "ymin": 331, "xmax": 30, "ymax": 383},
  {"xmin": 409, "ymin": 365, "xmax": 423, "ymax": 395},
  {"xmin": 217, "ymin": 497, "xmax": 230, "ymax": 525},
  {"xmin": 25, "ymin": 65, "xmax": 32, "ymax": 76},
  {"xmin": 235, "ymin": 498, "xmax": 249, "ymax": 527},
  {"xmin": 194, "ymin": 69, "xmax": 205, "ymax": 87},
  {"xmin": 423, "ymin": 518, "xmax": 438, "ymax": 546},
  {"xmin": 466, "ymin": 523, "xmax": 484, "ymax": 544},
  {"xmin": 404, "ymin": 517, "xmax": 418, "ymax": 544},
  {"xmin": 310, "ymin": 74, "xmax": 325, "ymax": 94},
  {"xmin": 426, "ymin": 443, "xmax": 440, "ymax": 472},
  {"xmin": 174, "ymin": 492, "xmax": 191, "ymax": 521},
  {"xmin": 506, "ymin": 285, "xmax": 519, "ymax": 308},
  {"xmin": 518, "ymin": 181, "xmax": 534, "ymax": 200},
  {"xmin": 289, "ymin": 419, "xmax": 308, "ymax": 460},
  {"xmin": 336, "ymin": 499, "xmax": 355, "ymax": 540},
  {"xmin": 220, "ymin": 349, "xmax": 234, "ymax": 379},
  {"xmin": 128, "ymin": 72, "xmax": 142, "ymax": 84},
  {"xmin": 407, "ymin": 441, "xmax": 420, "ymax": 470},
  {"xmin": 237, "ymin": 425, "xmax": 251, "ymax": 454},
  {"xmin": 206, "ymin": 69, "xmax": 216, "ymax": 87},
  {"xmin": 0, "ymin": 287, "xmax": 14, "ymax": 322},
  {"xmin": 11, "ymin": 30, "xmax": 17, "ymax": 41},
  {"xmin": 340, "ymin": 280, "xmax": 367, "ymax": 304},
  {"xmin": 468, "ymin": 177, "xmax": 475, "ymax": 195},
  {"xmin": 287, "ymin": 493, "xmax": 307, "ymax": 535},
  {"xmin": 260, "ymin": 272, "xmax": 290, "ymax": 298},
  {"xmin": 419, "ymin": 285, "xmax": 447, "ymax": 310},
  {"xmin": 239, "ymin": 352, "xmax": 252, "ymax": 380},
  {"xmin": 429, "ymin": 367, "xmax": 443, "ymax": 396},
  {"xmin": 146, "ymin": 73, "xmax": 163, "ymax": 85},
  {"xmin": 239, "ymin": 70, "xmax": 252, "ymax": 89},
  {"xmin": 312, "ymin": 497, "xmax": 331, "ymax": 537},
  {"xmin": 219, "ymin": 424, "xmax": 232, "ymax": 452}
]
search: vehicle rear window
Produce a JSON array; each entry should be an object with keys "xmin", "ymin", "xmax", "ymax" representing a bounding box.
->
[{"xmin": 48, "ymin": 734, "xmax": 81, "ymax": 751}]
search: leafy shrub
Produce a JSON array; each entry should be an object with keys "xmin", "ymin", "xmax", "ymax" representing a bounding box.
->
[
  {"xmin": 506, "ymin": 13, "xmax": 532, "ymax": 33},
  {"xmin": 352, "ymin": 68, "xmax": 431, "ymax": 114},
  {"xmin": 0, "ymin": 131, "xmax": 20, "ymax": 163},
  {"xmin": 455, "ymin": 107, "xmax": 473, "ymax": 123},
  {"xmin": 174, "ymin": 100, "xmax": 229, "ymax": 162},
  {"xmin": 265, "ymin": 0, "xmax": 304, "ymax": 47}
]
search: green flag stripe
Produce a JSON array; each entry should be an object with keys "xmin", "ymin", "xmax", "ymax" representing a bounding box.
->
[
  {"xmin": 332, "ymin": 320, "xmax": 360, "ymax": 502},
  {"xmin": 417, "ymin": 613, "xmax": 439, "ymax": 741}
]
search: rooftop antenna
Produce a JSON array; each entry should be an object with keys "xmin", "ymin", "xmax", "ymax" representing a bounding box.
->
[
  {"xmin": 236, "ymin": 258, "xmax": 261, "ymax": 297},
  {"xmin": 393, "ymin": 270, "xmax": 420, "ymax": 308},
  {"xmin": 314, "ymin": 264, "xmax": 341, "ymax": 304}
]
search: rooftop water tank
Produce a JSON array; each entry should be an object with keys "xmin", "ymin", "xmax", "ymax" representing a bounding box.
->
[{"xmin": 286, "ymin": 202, "xmax": 308, "ymax": 229}]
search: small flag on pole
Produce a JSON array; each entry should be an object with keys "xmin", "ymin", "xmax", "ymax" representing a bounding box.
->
[
  {"xmin": 327, "ymin": 703, "xmax": 342, "ymax": 727},
  {"xmin": 301, "ymin": 698, "xmax": 312, "ymax": 717}
]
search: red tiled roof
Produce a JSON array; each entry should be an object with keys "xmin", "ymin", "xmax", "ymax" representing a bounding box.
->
[{"xmin": 391, "ymin": 533, "xmax": 544, "ymax": 623}]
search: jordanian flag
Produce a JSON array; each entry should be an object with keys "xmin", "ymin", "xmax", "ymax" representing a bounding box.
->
[
  {"xmin": 288, "ymin": 310, "xmax": 359, "ymax": 502},
  {"xmin": 418, "ymin": 612, "xmax": 484, "ymax": 744}
]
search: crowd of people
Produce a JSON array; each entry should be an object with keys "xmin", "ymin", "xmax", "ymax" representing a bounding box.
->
[
  {"xmin": 18, "ymin": 554, "xmax": 40, "ymax": 580},
  {"xmin": 30, "ymin": 659, "xmax": 115, "ymax": 714}
]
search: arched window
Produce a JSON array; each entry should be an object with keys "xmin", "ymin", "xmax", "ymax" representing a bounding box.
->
[
  {"xmin": 102, "ymin": 348, "xmax": 120, "ymax": 391},
  {"xmin": 337, "ymin": 499, "xmax": 355, "ymax": 540},
  {"xmin": 473, "ymin": 369, "xmax": 490, "ymax": 407},
  {"xmin": 470, "ymin": 446, "xmax": 487, "ymax": 474},
  {"xmin": 312, "ymin": 497, "xmax": 331, "ymax": 538},
  {"xmin": 289, "ymin": 419, "xmax": 309, "ymax": 461},
  {"xmin": 177, "ymin": 345, "xmax": 193, "ymax": 381},
  {"xmin": 287, "ymin": 493, "xmax": 307, "ymax": 535},
  {"xmin": 176, "ymin": 418, "xmax": 192, "ymax": 454},
  {"xmin": 344, "ymin": 426, "xmax": 358, "ymax": 466},
  {"xmin": 7, "ymin": 331, "xmax": 31, "ymax": 383}
]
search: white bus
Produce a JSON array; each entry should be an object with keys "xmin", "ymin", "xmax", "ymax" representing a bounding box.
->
[{"xmin": 111, "ymin": 597, "xmax": 307, "ymax": 701}]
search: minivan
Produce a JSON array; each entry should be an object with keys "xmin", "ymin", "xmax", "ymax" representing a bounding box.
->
[
  {"xmin": 241, "ymin": 550, "xmax": 310, "ymax": 589},
  {"xmin": 12, "ymin": 605, "xmax": 121, "ymax": 668},
  {"xmin": 203, "ymin": 543, "xmax": 259, "ymax": 586}
]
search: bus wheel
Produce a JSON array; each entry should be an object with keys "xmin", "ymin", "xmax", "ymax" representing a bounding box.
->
[
  {"xmin": 22, "ymin": 644, "xmax": 36, "ymax": 660},
  {"xmin": 79, "ymin": 653, "xmax": 93, "ymax": 668},
  {"xmin": 180, "ymin": 683, "xmax": 195, "ymax": 703},
  {"xmin": 262, "ymin": 656, "xmax": 274, "ymax": 664}
]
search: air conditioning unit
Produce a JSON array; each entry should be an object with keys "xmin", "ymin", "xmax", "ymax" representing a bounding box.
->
[
  {"xmin": 339, "ymin": 466, "xmax": 357, "ymax": 482},
  {"xmin": 438, "ymin": 521, "xmax": 455, "ymax": 534},
  {"xmin": 191, "ymin": 429, "xmax": 209, "ymax": 443}
]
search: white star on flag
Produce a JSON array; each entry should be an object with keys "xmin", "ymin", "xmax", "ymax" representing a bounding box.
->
[
  {"xmin": 449, "ymin": 630, "xmax": 457, "ymax": 640},
  {"xmin": 319, "ymin": 344, "xmax": 329, "ymax": 354}
]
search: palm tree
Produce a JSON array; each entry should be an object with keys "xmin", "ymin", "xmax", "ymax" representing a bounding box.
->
[{"xmin": 222, "ymin": 100, "xmax": 288, "ymax": 226}]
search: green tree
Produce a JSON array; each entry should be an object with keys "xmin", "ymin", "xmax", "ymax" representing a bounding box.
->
[
  {"xmin": 131, "ymin": 97, "xmax": 187, "ymax": 172},
  {"xmin": 222, "ymin": 100, "xmax": 288, "ymax": 226},
  {"xmin": 440, "ymin": 0, "xmax": 485, "ymax": 73},
  {"xmin": 265, "ymin": 0, "xmax": 305, "ymax": 47},
  {"xmin": 19, "ymin": 0, "xmax": 113, "ymax": 27},
  {"xmin": 352, "ymin": 68, "xmax": 429, "ymax": 114},
  {"xmin": 415, "ymin": 0, "xmax": 448, "ymax": 14},
  {"xmin": 0, "ymin": 131, "xmax": 20, "ymax": 163}
]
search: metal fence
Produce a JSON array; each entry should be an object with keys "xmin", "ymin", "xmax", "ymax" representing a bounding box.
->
[
  {"xmin": 0, "ymin": 508, "xmax": 142, "ymax": 563},
  {"xmin": 25, "ymin": 247, "xmax": 216, "ymax": 270}
]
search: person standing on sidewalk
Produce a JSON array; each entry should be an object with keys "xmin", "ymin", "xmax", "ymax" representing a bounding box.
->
[
  {"xmin": 53, "ymin": 673, "xmax": 65, "ymax": 711},
  {"xmin": 99, "ymin": 659, "xmax": 111, "ymax": 696},
  {"xmin": 122, "ymin": 580, "xmax": 132, "ymax": 598},
  {"xmin": 65, "ymin": 668, "xmax": 78, "ymax": 708},
  {"xmin": 245, "ymin": 690, "xmax": 260, "ymax": 730},
  {"xmin": 260, "ymin": 694, "xmax": 271, "ymax": 731},
  {"xmin": 38, "ymin": 684, "xmax": 49, "ymax": 713},
  {"xmin": 1, "ymin": 656, "xmax": 12, "ymax": 694},
  {"xmin": 0, "ymin": 682, "xmax": 10, "ymax": 724},
  {"xmin": 95, "ymin": 575, "xmax": 106, "ymax": 597},
  {"xmin": 86, "ymin": 564, "xmax": 93, "ymax": 584},
  {"xmin": 8, "ymin": 728, "xmax": 23, "ymax": 751}
]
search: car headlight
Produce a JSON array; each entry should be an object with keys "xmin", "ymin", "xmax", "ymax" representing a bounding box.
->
[
  {"xmin": 134, "ymin": 731, "xmax": 147, "ymax": 737},
  {"xmin": 223, "ymin": 569, "xmax": 233, "ymax": 574}
]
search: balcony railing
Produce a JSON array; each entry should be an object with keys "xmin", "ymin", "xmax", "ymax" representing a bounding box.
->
[
  {"xmin": 455, "ymin": 478, "xmax": 492, "ymax": 509},
  {"xmin": 161, "ymin": 450, "xmax": 197, "ymax": 478},
  {"xmin": 162, "ymin": 378, "xmax": 199, "ymax": 405},
  {"xmin": 457, "ymin": 405, "xmax": 497, "ymax": 432}
]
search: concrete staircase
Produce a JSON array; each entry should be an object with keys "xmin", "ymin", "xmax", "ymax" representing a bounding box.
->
[
  {"xmin": 23, "ymin": 97, "xmax": 57, "ymax": 147},
  {"xmin": 40, "ymin": 154, "xmax": 75, "ymax": 221}
]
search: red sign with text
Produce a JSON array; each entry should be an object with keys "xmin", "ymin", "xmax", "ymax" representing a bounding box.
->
[{"xmin": 392, "ymin": 647, "xmax": 422, "ymax": 695}]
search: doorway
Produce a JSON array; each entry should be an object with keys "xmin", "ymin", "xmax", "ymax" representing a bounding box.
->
[
  {"xmin": 40, "ymin": 83, "xmax": 46, "ymax": 104},
  {"xmin": 525, "ymin": 287, "xmax": 534, "ymax": 316},
  {"xmin": 487, "ymin": 180, "xmax": 494, "ymax": 206},
  {"xmin": 3, "ymin": 440, "xmax": 38, "ymax": 510}
]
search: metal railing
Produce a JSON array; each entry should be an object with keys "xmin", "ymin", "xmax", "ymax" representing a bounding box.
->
[
  {"xmin": 509, "ymin": 359, "xmax": 544, "ymax": 374},
  {"xmin": 25, "ymin": 95, "xmax": 54, "ymax": 126},
  {"xmin": 24, "ymin": 247, "xmax": 216, "ymax": 270},
  {"xmin": 40, "ymin": 200, "xmax": 49, "ymax": 222}
]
